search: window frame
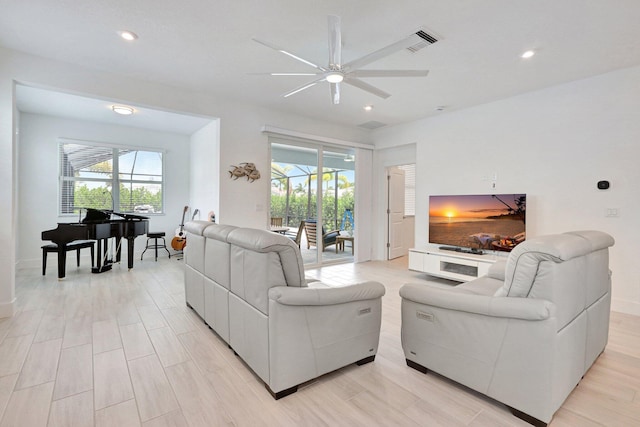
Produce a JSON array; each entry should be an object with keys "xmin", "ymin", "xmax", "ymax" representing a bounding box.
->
[{"xmin": 58, "ymin": 138, "xmax": 166, "ymax": 217}]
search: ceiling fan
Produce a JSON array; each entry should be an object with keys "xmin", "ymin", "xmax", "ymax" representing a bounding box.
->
[{"xmin": 253, "ymin": 15, "xmax": 438, "ymax": 104}]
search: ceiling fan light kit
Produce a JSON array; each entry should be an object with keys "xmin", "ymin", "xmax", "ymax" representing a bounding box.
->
[
  {"xmin": 254, "ymin": 15, "xmax": 438, "ymax": 104},
  {"xmin": 326, "ymin": 72, "xmax": 344, "ymax": 83}
]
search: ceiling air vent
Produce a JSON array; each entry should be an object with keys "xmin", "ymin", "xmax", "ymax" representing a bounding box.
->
[
  {"xmin": 407, "ymin": 30, "xmax": 438, "ymax": 53},
  {"xmin": 358, "ymin": 121, "xmax": 387, "ymax": 130}
]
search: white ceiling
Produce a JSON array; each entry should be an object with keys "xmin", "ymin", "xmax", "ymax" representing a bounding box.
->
[
  {"xmin": 15, "ymin": 85, "xmax": 214, "ymax": 135},
  {"xmin": 4, "ymin": 0, "xmax": 640, "ymax": 131}
]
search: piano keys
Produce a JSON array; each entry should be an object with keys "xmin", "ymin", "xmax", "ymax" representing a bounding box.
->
[{"xmin": 42, "ymin": 208, "xmax": 149, "ymax": 279}]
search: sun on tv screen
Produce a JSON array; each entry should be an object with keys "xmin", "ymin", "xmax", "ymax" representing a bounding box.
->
[{"xmin": 429, "ymin": 194, "xmax": 526, "ymax": 252}]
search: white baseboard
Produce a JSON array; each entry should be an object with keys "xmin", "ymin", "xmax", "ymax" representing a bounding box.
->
[
  {"xmin": 611, "ymin": 298, "xmax": 640, "ymax": 317},
  {"xmin": 16, "ymin": 258, "xmax": 42, "ymax": 270},
  {"xmin": 0, "ymin": 299, "xmax": 16, "ymax": 319}
]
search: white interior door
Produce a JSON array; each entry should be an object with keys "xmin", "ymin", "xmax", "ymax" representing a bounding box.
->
[{"xmin": 388, "ymin": 167, "xmax": 405, "ymax": 259}]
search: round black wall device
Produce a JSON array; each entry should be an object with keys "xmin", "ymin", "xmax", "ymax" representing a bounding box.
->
[{"xmin": 597, "ymin": 180, "xmax": 610, "ymax": 190}]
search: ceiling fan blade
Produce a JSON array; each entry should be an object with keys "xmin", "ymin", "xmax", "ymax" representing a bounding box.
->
[
  {"xmin": 343, "ymin": 33, "xmax": 423, "ymax": 71},
  {"xmin": 349, "ymin": 70, "xmax": 429, "ymax": 78},
  {"xmin": 343, "ymin": 77, "xmax": 391, "ymax": 99},
  {"xmin": 248, "ymin": 72, "xmax": 319, "ymax": 76},
  {"xmin": 330, "ymin": 82, "xmax": 340, "ymax": 105},
  {"xmin": 328, "ymin": 15, "xmax": 342, "ymax": 69},
  {"xmin": 253, "ymin": 38, "xmax": 326, "ymax": 72},
  {"xmin": 282, "ymin": 76, "xmax": 325, "ymax": 98}
]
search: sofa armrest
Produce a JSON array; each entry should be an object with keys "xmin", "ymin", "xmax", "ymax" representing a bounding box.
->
[
  {"xmin": 269, "ymin": 281, "xmax": 385, "ymax": 306},
  {"xmin": 400, "ymin": 283, "xmax": 553, "ymax": 321}
]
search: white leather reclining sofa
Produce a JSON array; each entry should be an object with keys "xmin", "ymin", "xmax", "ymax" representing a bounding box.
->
[
  {"xmin": 183, "ymin": 221, "xmax": 386, "ymax": 398},
  {"xmin": 400, "ymin": 230, "xmax": 614, "ymax": 426}
]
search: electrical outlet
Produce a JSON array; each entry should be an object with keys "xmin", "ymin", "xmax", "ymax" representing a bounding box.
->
[{"xmin": 605, "ymin": 208, "xmax": 619, "ymax": 217}]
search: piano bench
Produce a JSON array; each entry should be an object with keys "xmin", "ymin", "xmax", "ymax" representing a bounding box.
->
[
  {"xmin": 42, "ymin": 240, "xmax": 95, "ymax": 276},
  {"xmin": 141, "ymin": 232, "xmax": 171, "ymax": 261}
]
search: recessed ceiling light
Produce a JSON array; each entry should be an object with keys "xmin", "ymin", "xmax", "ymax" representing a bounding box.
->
[
  {"xmin": 521, "ymin": 50, "xmax": 535, "ymax": 59},
  {"xmin": 364, "ymin": 105, "xmax": 373, "ymax": 111},
  {"xmin": 112, "ymin": 105, "xmax": 134, "ymax": 115},
  {"xmin": 119, "ymin": 31, "xmax": 138, "ymax": 41}
]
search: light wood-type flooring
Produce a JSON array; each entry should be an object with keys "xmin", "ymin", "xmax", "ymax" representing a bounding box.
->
[{"xmin": 2, "ymin": 255, "xmax": 640, "ymax": 426}]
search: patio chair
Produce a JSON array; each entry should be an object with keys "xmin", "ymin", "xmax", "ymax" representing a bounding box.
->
[
  {"xmin": 304, "ymin": 219, "xmax": 340, "ymax": 251},
  {"xmin": 286, "ymin": 221, "xmax": 305, "ymax": 248}
]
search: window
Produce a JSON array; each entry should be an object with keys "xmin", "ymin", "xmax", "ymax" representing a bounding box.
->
[
  {"xmin": 398, "ymin": 164, "xmax": 416, "ymax": 216},
  {"xmin": 59, "ymin": 140, "xmax": 164, "ymax": 215}
]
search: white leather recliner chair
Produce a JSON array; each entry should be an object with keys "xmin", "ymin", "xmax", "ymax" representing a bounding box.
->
[
  {"xmin": 184, "ymin": 221, "xmax": 386, "ymax": 399},
  {"xmin": 400, "ymin": 230, "xmax": 614, "ymax": 426}
]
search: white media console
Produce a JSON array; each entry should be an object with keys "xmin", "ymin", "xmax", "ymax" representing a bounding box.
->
[{"xmin": 408, "ymin": 248, "xmax": 504, "ymax": 282}]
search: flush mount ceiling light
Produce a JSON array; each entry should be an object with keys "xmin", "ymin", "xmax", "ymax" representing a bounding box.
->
[
  {"xmin": 119, "ymin": 30, "xmax": 138, "ymax": 41},
  {"xmin": 325, "ymin": 72, "xmax": 344, "ymax": 83},
  {"xmin": 112, "ymin": 105, "xmax": 134, "ymax": 115},
  {"xmin": 521, "ymin": 50, "xmax": 535, "ymax": 59},
  {"xmin": 364, "ymin": 105, "xmax": 373, "ymax": 111}
]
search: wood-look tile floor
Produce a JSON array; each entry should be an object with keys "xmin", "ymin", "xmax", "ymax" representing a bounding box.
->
[{"xmin": 3, "ymin": 256, "xmax": 639, "ymax": 426}]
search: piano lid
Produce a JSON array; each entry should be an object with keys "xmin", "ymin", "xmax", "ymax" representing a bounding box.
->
[
  {"xmin": 81, "ymin": 208, "xmax": 149, "ymax": 223},
  {"xmin": 82, "ymin": 208, "xmax": 112, "ymax": 223},
  {"xmin": 111, "ymin": 211, "xmax": 149, "ymax": 221}
]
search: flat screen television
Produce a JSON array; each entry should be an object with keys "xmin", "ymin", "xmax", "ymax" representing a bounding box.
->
[{"xmin": 429, "ymin": 194, "xmax": 526, "ymax": 253}]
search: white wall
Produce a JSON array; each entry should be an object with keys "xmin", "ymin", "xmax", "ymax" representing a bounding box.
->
[
  {"xmin": 189, "ymin": 120, "xmax": 220, "ymax": 222},
  {"xmin": 354, "ymin": 148, "xmax": 373, "ymax": 262},
  {"xmin": 17, "ymin": 113, "xmax": 191, "ymax": 266},
  {"xmin": 372, "ymin": 65, "xmax": 640, "ymax": 315},
  {"xmin": 0, "ymin": 46, "xmax": 371, "ymax": 317},
  {"xmin": 402, "ymin": 216, "xmax": 415, "ymax": 255}
]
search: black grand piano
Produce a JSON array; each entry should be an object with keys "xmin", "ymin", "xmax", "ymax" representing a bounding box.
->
[{"xmin": 42, "ymin": 208, "xmax": 149, "ymax": 279}]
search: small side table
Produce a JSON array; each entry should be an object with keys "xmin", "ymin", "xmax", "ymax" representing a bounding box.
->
[{"xmin": 336, "ymin": 235, "xmax": 354, "ymax": 255}]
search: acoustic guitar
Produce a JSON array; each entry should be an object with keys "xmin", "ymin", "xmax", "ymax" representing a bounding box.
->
[{"xmin": 171, "ymin": 206, "xmax": 189, "ymax": 251}]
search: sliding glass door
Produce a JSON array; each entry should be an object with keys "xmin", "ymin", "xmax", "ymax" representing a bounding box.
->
[
  {"xmin": 321, "ymin": 149, "xmax": 355, "ymax": 264},
  {"xmin": 270, "ymin": 141, "xmax": 355, "ymax": 267}
]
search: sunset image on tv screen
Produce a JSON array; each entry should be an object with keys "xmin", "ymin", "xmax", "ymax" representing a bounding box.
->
[{"xmin": 429, "ymin": 194, "xmax": 526, "ymax": 252}]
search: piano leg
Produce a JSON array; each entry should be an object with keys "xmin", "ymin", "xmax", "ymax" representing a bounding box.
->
[
  {"xmin": 127, "ymin": 237, "xmax": 135, "ymax": 269},
  {"xmin": 57, "ymin": 246, "xmax": 67, "ymax": 279}
]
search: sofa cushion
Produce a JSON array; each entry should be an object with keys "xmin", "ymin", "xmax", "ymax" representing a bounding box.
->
[
  {"xmin": 487, "ymin": 259, "xmax": 507, "ymax": 281},
  {"xmin": 496, "ymin": 231, "xmax": 614, "ymax": 298},
  {"xmin": 227, "ymin": 228, "xmax": 306, "ymax": 288},
  {"xmin": 323, "ymin": 232, "xmax": 339, "ymax": 244},
  {"xmin": 183, "ymin": 220, "xmax": 211, "ymax": 236},
  {"xmin": 203, "ymin": 224, "xmax": 237, "ymax": 288}
]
